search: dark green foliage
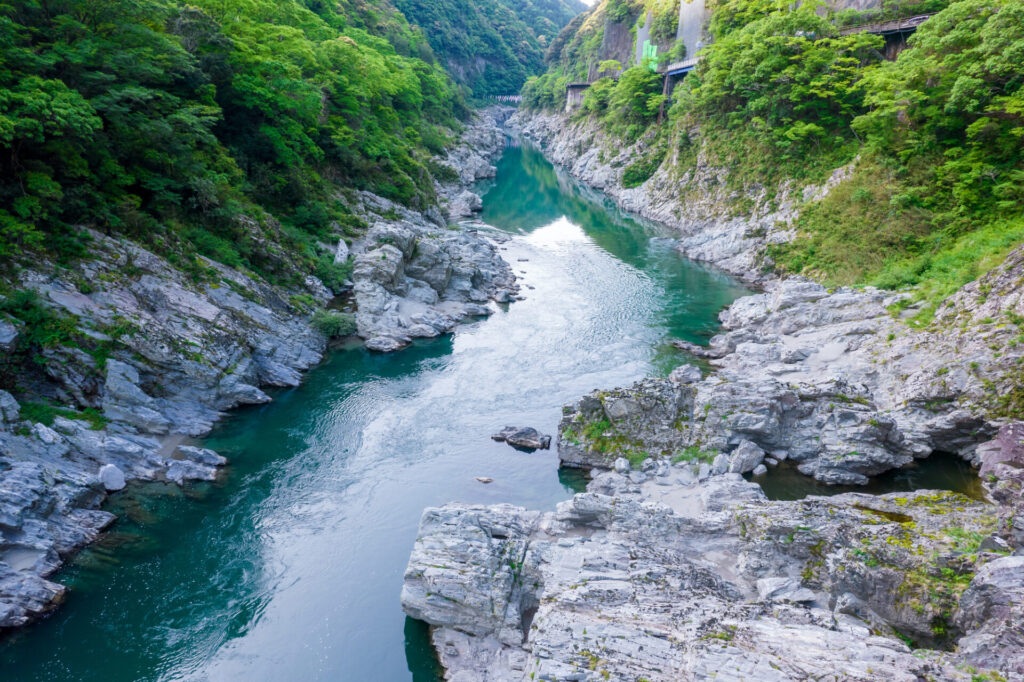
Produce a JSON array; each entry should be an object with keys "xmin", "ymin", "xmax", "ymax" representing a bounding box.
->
[
  {"xmin": 310, "ymin": 310, "xmax": 358, "ymax": 338},
  {"xmin": 648, "ymin": 0, "xmax": 680, "ymax": 44},
  {"xmin": 831, "ymin": 0, "xmax": 953, "ymax": 28},
  {"xmin": 395, "ymin": 0, "xmax": 585, "ymax": 96},
  {"xmin": 0, "ymin": 290, "xmax": 79, "ymax": 352},
  {"xmin": 607, "ymin": 64, "xmax": 665, "ymax": 134},
  {"xmin": 315, "ymin": 256, "xmax": 354, "ymax": 294},
  {"xmin": 426, "ymin": 159, "xmax": 461, "ymax": 183},
  {"xmin": 20, "ymin": 401, "xmax": 109, "ymax": 429},
  {"xmin": 775, "ymin": 0, "xmax": 1024, "ymax": 317},
  {"xmin": 0, "ymin": 0, "xmax": 471, "ymax": 280},
  {"xmin": 622, "ymin": 147, "xmax": 666, "ymax": 187},
  {"xmin": 675, "ymin": 1, "xmax": 881, "ymax": 171}
]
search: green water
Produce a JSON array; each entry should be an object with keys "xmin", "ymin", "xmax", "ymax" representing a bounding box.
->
[{"xmin": 0, "ymin": 142, "xmax": 750, "ymax": 680}]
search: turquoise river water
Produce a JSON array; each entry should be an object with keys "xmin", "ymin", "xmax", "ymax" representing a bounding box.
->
[{"xmin": 0, "ymin": 142, "xmax": 978, "ymax": 680}]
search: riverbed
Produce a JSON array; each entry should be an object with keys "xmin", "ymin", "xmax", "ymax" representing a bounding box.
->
[{"xmin": 0, "ymin": 142, "xmax": 751, "ymax": 680}]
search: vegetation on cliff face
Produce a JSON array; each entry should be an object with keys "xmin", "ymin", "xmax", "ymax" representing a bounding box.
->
[
  {"xmin": 524, "ymin": 0, "xmax": 1024, "ymax": 317},
  {"xmin": 395, "ymin": 0, "xmax": 585, "ymax": 96},
  {"xmin": 774, "ymin": 0, "xmax": 1024, "ymax": 317},
  {"xmin": 0, "ymin": 0, "xmax": 470, "ymax": 286}
]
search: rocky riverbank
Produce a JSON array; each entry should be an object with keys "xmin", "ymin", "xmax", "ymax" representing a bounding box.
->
[
  {"xmin": 400, "ymin": 110, "xmax": 1024, "ymax": 680},
  {"xmin": 402, "ymin": 274, "xmax": 1024, "ymax": 679},
  {"xmin": 507, "ymin": 109, "xmax": 850, "ymax": 285},
  {"xmin": 0, "ymin": 109, "xmax": 514, "ymax": 631}
]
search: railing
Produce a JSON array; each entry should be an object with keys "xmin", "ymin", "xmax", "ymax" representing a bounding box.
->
[
  {"xmin": 837, "ymin": 14, "xmax": 933, "ymax": 36},
  {"xmin": 658, "ymin": 56, "xmax": 701, "ymax": 74},
  {"xmin": 489, "ymin": 95, "xmax": 522, "ymax": 104}
]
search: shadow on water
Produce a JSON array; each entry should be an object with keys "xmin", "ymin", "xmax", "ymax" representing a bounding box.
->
[
  {"xmin": 749, "ymin": 451, "xmax": 986, "ymax": 501},
  {"xmin": 404, "ymin": 617, "xmax": 443, "ymax": 682}
]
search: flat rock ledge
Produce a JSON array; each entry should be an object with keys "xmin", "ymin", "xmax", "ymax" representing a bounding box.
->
[{"xmin": 403, "ymin": 467, "xmax": 1021, "ymax": 681}]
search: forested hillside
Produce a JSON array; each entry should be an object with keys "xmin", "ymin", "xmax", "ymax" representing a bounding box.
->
[
  {"xmin": 524, "ymin": 0, "xmax": 1024, "ymax": 322},
  {"xmin": 395, "ymin": 0, "xmax": 586, "ymax": 95},
  {"xmin": 0, "ymin": 0, "xmax": 476, "ymax": 287},
  {"xmin": 0, "ymin": 0, "xmax": 579, "ymax": 292}
]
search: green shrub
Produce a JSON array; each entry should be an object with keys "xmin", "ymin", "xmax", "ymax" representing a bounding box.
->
[
  {"xmin": 315, "ymin": 256, "xmax": 353, "ymax": 294},
  {"xmin": 621, "ymin": 148, "xmax": 666, "ymax": 188},
  {"xmin": 20, "ymin": 401, "xmax": 109, "ymax": 430},
  {"xmin": 311, "ymin": 310, "xmax": 357, "ymax": 338},
  {"xmin": 426, "ymin": 159, "xmax": 461, "ymax": 184}
]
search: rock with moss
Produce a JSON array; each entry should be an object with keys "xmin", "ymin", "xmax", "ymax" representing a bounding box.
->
[
  {"xmin": 557, "ymin": 377, "xmax": 696, "ymax": 469},
  {"xmin": 402, "ymin": 476, "xmax": 1016, "ymax": 680}
]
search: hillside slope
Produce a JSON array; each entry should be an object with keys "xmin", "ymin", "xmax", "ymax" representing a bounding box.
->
[
  {"xmin": 522, "ymin": 0, "xmax": 1024, "ymax": 324},
  {"xmin": 395, "ymin": 0, "xmax": 587, "ymax": 95}
]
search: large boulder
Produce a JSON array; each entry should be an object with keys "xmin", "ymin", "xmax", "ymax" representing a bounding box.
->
[
  {"xmin": 729, "ymin": 439, "xmax": 765, "ymax": 474},
  {"xmin": 98, "ymin": 464, "xmax": 126, "ymax": 492},
  {"xmin": 976, "ymin": 422, "xmax": 1024, "ymax": 477}
]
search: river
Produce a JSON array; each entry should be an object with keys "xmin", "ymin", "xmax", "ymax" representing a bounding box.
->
[{"xmin": 0, "ymin": 142, "xmax": 752, "ymax": 680}]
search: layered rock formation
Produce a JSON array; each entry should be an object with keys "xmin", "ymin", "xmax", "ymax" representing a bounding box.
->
[
  {"xmin": 559, "ymin": 258, "xmax": 1024, "ymax": 486},
  {"xmin": 403, "ymin": 466, "xmax": 1020, "ymax": 680},
  {"xmin": 349, "ymin": 194, "xmax": 517, "ymax": 352}
]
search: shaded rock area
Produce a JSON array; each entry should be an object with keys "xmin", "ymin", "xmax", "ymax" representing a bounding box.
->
[
  {"xmin": 559, "ymin": 260, "xmax": 1024, "ymax": 486},
  {"xmin": 491, "ymin": 426, "xmax": 551, "ymax": 451},
  {"xmin": 0, "ymin": 111, "xmax": 517, "ymax": 631}
]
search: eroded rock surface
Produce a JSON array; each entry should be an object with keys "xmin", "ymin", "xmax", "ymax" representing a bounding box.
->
[
  {"xmin": 404, "ymin": 471, "xmax": 1017, "ymax": 680},
  {"xmin": 349, "ymin": 196, "xmax": 517, "ymax": 352},
  {"xmin": 558, "ymin": 257, "xmax": 1024, "ymax": 486}
]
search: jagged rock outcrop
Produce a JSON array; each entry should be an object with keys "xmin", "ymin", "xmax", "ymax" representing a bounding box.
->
[
  {"xmin": 435, "ymin": 106, "xmax": 512, "ymax": 219},
  {"xmin": 0, "ymin": 227, "xmax": 325, "ymax": 628},
  {"xmin": 403, "ymin": 471, "xmax": 1015, "ymax": 680},
  {"xmin": 558, "ymin": 262, "xmax": 1024, "ymax": 485},
  {"xmin": 349, "ymin": 196, "xmax": 517, "ymax": 352}
]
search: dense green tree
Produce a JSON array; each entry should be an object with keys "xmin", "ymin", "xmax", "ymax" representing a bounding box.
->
[
  {"xmin": 0, "ymin": 0, "xmax": 471, "ymax": 278},
  {"xmin": 395, "ymin": 0, "xmax": 585, "ymax": 96}
]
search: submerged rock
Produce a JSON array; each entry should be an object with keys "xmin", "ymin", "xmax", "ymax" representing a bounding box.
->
[{"xmin": 491, "ymin": 426, "xmax": 551, "ymax": 451}]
